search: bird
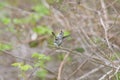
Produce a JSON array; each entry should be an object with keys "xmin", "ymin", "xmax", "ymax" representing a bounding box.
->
[{"xmin": 52, "ymin": 31, "xmax": 70, "ymax": 47}]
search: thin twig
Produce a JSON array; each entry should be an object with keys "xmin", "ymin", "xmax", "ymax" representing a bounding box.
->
[
  {"xmin": 99, "ymin": 69, "xmax": 113, "ymax": 80},
  {"xmin": 57, "ymin": 52, "xmax": 70, "ymax": 80},
  {"xmin": 100, "ymin": 0, "xmax": 111, "ymax": 49},
  {"xmin": 67, "ymin": 60, "xmax": 88, "ymax": 80},
  {"xmin": 99, "ymin": 65, "xmax": 120, "ymax": 80},
  {"xmin": 4, "ymin": 3, "xmax": 39, "ymax": 16},
  {"xmin": 1, "ymin": 50, "xmax": 33, "ymax": 63},
  {"xmin": 28, "ymin": 67, "xmax": 39, "ymax": 80},
  {"xmin": 76, "ymin": 65, "xmax": 105, "ymax": 80},
  {"xmin": 109, "ymin": 65, "xmax": 120, "ymax": 79}
]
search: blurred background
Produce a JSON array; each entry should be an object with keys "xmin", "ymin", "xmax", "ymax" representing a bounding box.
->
[{"xmin": 0, "ymin": 0, "xmax": 120, "ymax": 80}]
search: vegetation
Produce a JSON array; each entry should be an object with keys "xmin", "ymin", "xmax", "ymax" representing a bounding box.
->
[{"xmin": 0, "ymin": 0, "xmax": 120, "ymax": 80}]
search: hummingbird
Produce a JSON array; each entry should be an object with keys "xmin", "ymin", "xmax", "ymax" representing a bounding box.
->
[{"xmin": 52, "ymin": 31, "xmax": 70, "ymax": 47}]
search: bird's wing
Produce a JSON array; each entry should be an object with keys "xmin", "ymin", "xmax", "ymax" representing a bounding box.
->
[
  {"xmin": 52, "ymin": 32, "xmax": 56, "ymax": 37},
  {"xmin": 63, "ymin": 35, "xmax": 70, "ymax": 39}
]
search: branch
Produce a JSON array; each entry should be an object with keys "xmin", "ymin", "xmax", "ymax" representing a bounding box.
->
[
  {"xmin": 99, "ymin": 70, "xmax": 113, "ymax": 80},
  {"xmin": 67, "ymin": 60, "xmax": 88, "ymax": 80},
  {"xmin": 1, "ymin": 50, "xmax": 33, "ymax": 62},
  {"xmin": 57, "ymin": 52, "xmax": 70, "ymax": 80},
  {"xmin": 76, "ymin": 65, "xmax": 105, "ymax": 80}
]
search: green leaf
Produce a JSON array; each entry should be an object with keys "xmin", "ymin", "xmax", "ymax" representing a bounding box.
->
[
  {"xmin": 20, "ymin": 64, "xmax": 32, "ymax": 71},
  {"xmin": 116, "ymin": 72, "xmax": 120, "ymax": 80},
  {"xmin": 1, "ymin": 17, "xmax": 11, "ymax": 25},
  {"xmin": 39, "ymin": 61, "xmax": 44, "ymax": 68},
  {"xmin": 110, "ymin": 54, "xmax": 117, "ymax": 61},
  {"xmin": 29, "ymin": 40, "xmax": 39, "ymax": 47},
  {"xmin": 29, "ymin": 14, "xmax": 41, "ymax": 22},
  {"xmin": 110, "ymin": 52, "xmax": 120, "ymax": 61},
  {"xmin": 44, "ymin": 56, "xmax": 51, "ymax": 61},
  {"xmin": 38, "ymin": 54, "xmax": 46, "ymax": 60},
  {"xmin": 5, "ymin": 26, "xmax": 16, "ymax": 33},
  {"xmin": 36, "ymin": 69, "xmax": 48, "ymax": 79},
  {"xmin": 0, "ymin": 43, "xmax": 12, "ymax": 51},
  {"xmin": 32, "ymin": 53, "xmax": 51, "ymax": 68},
  {"xmin": 74, "ymin": 47, "xmax": 85, "ymax": 53},
  {"xmin": 13, "ymin": 18, "xmax": 23, "ymax": 24},
  {"xmin": 11, "ymin": 62, "xmax": 23, "ymax": 67},
  {"xmin": 0, "ymin": 2, "xmax": 6, "ymax": 9},
  {"xmin": 34, "ymin": 62, "xmax": 41, "ymax": 67},
  {"xmin": 32, "ymin": 53, "xmax": 47, "ymax": 60},
  {"xmin": 33, "ymin": 26, "xmax": 52, "ymax": 35},
  {"xmin": 32, "ymin": 52, "xmax": 40, "ymax": 58},
  {"xmin": 33, "ymin": 4, "xmax": 50, "ymax": 16},
  {"xmin": 58, "ymin": 54, "xmax": 72, "ymax": 61},
  {"xmin": 34, "ymin": 53, "xmax": 50, "ymax": 60},
  {"xmin": 58, "ymin": 54, "xmax": 64, "ymax": 61},
  {"xmin": 13, "ymin": 17, "xmax": 31, "ymax": 24},
  {"xmin": 12, "ymin": 62, "xmax": 32, "ymax": 71}
]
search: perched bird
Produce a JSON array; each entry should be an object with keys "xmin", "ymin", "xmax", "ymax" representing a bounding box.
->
[{"xmin": 52, "ymin": 31, "xmax": 70, "ymax": 47}]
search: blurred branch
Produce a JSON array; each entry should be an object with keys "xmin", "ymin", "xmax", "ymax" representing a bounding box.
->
[
  {"xmin": 76, "ymin": 65, "xmax": 105, "ymax": 80},
  {"xmin": 98, "ymin": 11, "xmax": 111, "ymax": 48},
  {"xmin": 99, "ymin": 69, "xmax": 113, "ymax": 80},
  {"xmin": 100, "ymin": 0, "xmax": 118, "ymax": 11},
  {"xmin": 28, "ymin": 67, "xmax": 38, "ymax": 80},
  {"xmin": 49, "ymin": 45, "xmax": 82, "ymax": 56},
  {"xmin": 1, "ymin": 50, "xmax": 33, "ymax": 62},
  {"xmin": 1, "ymin": 50, "xmax": 55, "ymax": 80},
  {"xmin": 28, "ymin": 66, "xmax": 56, "ymax": 80},
  {"xmin": 50, "ymin": 46, "xmax": 82, "ymax": 80},
  {"xmin": 80, "ymin": 0, "xmax": 117, "ymax": 13},
  {"xmin": 5, "ymin": 4, "xmax": 34, "ymax": 15},
  {"xmin": 100, "ymin": 0, "xmax": 110, "ymax": 48},
  {"xmin": 51, "ymin": 7, "xmax": 71, "ymax": 29},
  {"xmin": 67, "ymin": 59, "xmax": 88, "ymax": 80},
  {"xmin": 99, "ymin": 64, "xmax": 120, "ymax": 80},
  {"xmin": 57, "ymin": 52, "xmax": 70, "ymax": 80},
  {"xmin": 109, "ymin": 65, "xmax": 120, "ymax": 79}
]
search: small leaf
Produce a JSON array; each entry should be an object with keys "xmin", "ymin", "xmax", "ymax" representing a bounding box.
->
[
  {"xmin": 20, "ymin": 64, "xmax": 32, "ymax": 71},
  {"xmin": 33, "ymin": 26, "xmax": 52, "ymax": 35},
  {"xmin": 116, "ymin": 72, "xmax": 120, "ymax": 80},
  {"xmin": 32, "ymin": 53, "xmax": 47, "ymax": 60},
  {"xmin": 32, "ymin": 52, "xmax": 40, "ymax": 58},
  {"xmin": 38, "ymin": 54, "xmax": 46, "ymax": 59},
  {"xmin": 33, "ymin": 4, "xmax": 50, "ymax": 17},
  {"xmin": 58, "ymin": 54, "xmax": 64, "ymax": 61},
  {"xmin": 1, "ymin": 17, "xmax": 11, "ymax": 25},
  {"xmin": 29, "ymin": 40, "xmax": 39, "ymax": 47},
  {"xmin": 0, "ymin": 2, "xmax": 6, "ymax": 9},
  {"xmin": 13, "ymin": 18, "xmax": 23, "ymax": 24},
  {"xmin": 36, "ymin": 69, "xmax": 48, "ymax": 79},
  {"xmin": 11, "ymin": 62, "xmax": 23, "ymax": 67},
  {"xmin": 34, "ymin": 62, "xmax": 41, "ymax": 67},
  {"xmin": 12, "ymin": 62, "xmax": 32, "ymax": 71},
  {"xmin": 74, "ymin": 47, "xmax": 85, "ymax": 53},
  {"xmin": 58, "ymin": 54, "xmax": 72, "ymax": 61},
  {"xmin": 6, "ymin": 26, "xmax": 16, "ymax": 33},
  {"xmin": 0, "ymin": 43, "xmax": 12, "ymax": 51}
]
